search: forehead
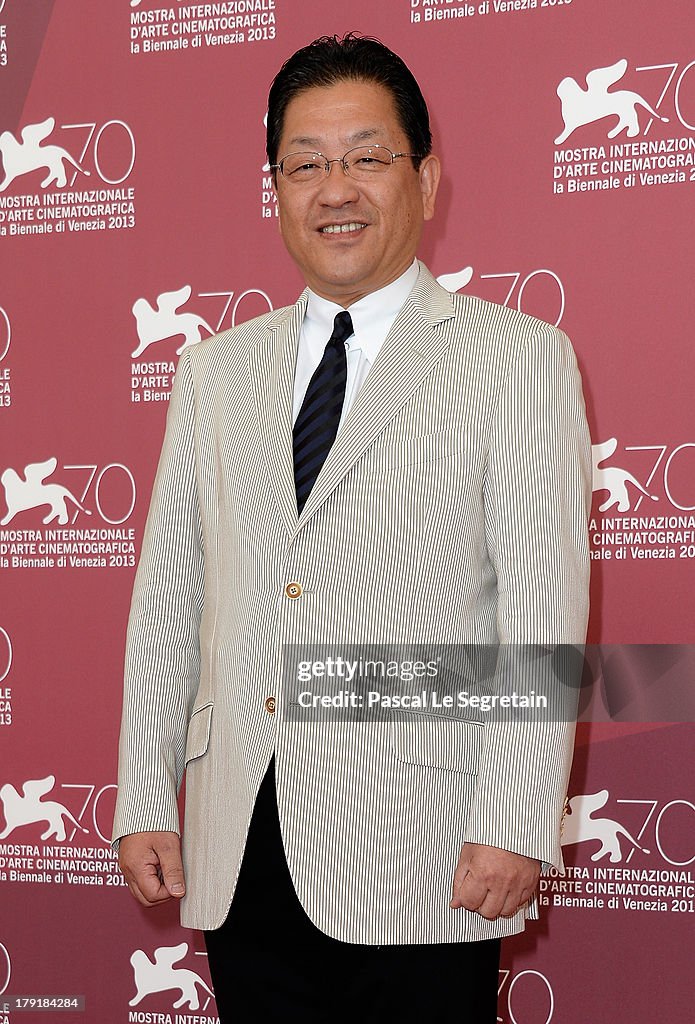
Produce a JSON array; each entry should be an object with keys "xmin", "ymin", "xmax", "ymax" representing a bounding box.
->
[{"xmin": 279, "ymin": 79, "xmax": 402, "ymax": 150}]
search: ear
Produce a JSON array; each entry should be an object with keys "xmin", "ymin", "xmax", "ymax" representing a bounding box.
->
[{"xmin": 418, "ymin": 154, "xmax": 441, "ymax": 222}]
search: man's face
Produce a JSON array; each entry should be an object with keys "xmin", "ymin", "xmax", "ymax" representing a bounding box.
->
[{"xmin": 274, "ymin": 79, "xmax": 440, "ymax": 307}]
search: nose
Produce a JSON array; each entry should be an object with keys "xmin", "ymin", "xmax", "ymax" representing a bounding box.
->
[{"xmin": 317, "ymin": 158, "xmax": 360, "ymax": 205}]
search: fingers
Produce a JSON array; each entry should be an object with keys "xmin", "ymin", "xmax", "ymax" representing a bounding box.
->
[
  {"xmin": 498, "ymin": 889, "xmax": 523, "ymax": 920},
  {"xmin": 118, "ymin": 831, "xmax": 185, "ymax": 908},
  {"xmin": 157, "ymin": 838, "xmax": 186, "ymax": 898},
  {"xmin": 450, "ymin": 843, "xmax": 540, "ymax": 920},
  {"xmin": 454, "ymin": 873, "xmax": 510, "ymax": 920},
  {"xmin": 449, "ymin": 844, "xmax": 473, "ymax": 909},
  {"xmin": 453, "ymin": 873, "xmax": 491, "ymax": 913}
]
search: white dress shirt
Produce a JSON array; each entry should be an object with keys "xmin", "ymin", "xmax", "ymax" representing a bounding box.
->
[{"xmin": 292, "ymin": 259, "xmax": 420, "ymax": 429}]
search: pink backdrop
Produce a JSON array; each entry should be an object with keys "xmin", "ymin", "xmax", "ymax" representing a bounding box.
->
[{"xmin": 1, "ymin": 1, "xmax": 693, "ymax": 1020}]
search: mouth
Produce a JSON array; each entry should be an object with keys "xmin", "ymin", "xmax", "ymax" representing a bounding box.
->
[{"xmin": 319, "ymin": 222, "xmax": 368, "ymax": 235}]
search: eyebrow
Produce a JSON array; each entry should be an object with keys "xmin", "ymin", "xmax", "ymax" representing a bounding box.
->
[{"xmin": 286, "ymin": 127, "xmax": 386, "ymax": 149}]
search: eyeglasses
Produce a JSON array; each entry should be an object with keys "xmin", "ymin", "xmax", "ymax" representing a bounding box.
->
[{"xmin": 270, "ymin": 145, "xmax": 420, "ymax": 184}]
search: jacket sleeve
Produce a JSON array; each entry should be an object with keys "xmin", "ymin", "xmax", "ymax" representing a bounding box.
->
[
  {"xmin": 111, "ymin": 350, "xmax": 204, "ymax": 847},
  {"xmin": 463, "ymin": 325, "xmax": 591, "ymax": 869}
]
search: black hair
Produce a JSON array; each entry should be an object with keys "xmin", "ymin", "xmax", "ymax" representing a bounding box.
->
[{"xmin": 266, "ymin": 33, "xmax": 432, "ymax": 170}]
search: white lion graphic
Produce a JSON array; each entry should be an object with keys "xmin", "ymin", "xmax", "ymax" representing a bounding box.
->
[
  {"xmin": 436, "ymin": 267, "xmax": 474, "ymax": 293},
  {"xmin": 131, "ymin": 286, "xmax": 214, "ymax": 358},
  {"xmin": 0, "ymin": 117, "xmax": 91, "ymax": 192},
  {"xmin": 561, "ymin": 790, "xmax": 650, "ymax": 863},
  {"xmin": 1, "ymin": 458, "xmax": 91, "ymax": 526},
  {"xmin": 592, "ymin": 438, "xmax": 658, "ymax": 513},
  {"xmin": 0, "ymin": 776, "xmax": 89, "ymax": 842},
  {"xmin": 130, "ymin": 943, "xmax": 215, "ymax": 1011},
  {"xmin": 555, "ymin": 59, "xmax": 669, "ymax": 145}
]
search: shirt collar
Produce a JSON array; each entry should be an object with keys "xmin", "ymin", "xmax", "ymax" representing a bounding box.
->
[{"xmin": 304, "ymin": 260, "xmax": 419, "ymax": 363}]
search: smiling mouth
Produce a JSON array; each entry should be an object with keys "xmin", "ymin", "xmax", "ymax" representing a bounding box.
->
[{"xmin": 320, "ymin": 222, "xmax": 367, "ymax": 234}]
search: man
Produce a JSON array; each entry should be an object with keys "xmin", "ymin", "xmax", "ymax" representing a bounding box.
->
[{"xmin": 113, "ymin": 34, "xmax": 591, "ymax": 1023}]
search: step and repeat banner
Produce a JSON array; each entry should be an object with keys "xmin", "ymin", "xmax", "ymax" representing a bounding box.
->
[{"xmin": 1, "ymin": 1, "xmax": 694, "ymax": 1021}]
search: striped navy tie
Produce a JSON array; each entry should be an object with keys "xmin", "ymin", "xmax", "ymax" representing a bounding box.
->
[{"xmin": 293, "ymin": 310, "xmax": 353, "ymax": 514}]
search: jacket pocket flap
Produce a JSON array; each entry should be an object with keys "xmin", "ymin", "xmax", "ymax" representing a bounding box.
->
[
  {"xmin": 389, "ymin": 715, "xmax": 484, "ymax": 773},
  {"xmin": 367, "ymin": 431, "xmax": 466, "ymax": 474},
  {"xmin": 184, "ymin": 702, "xmax": 213, "ymax": 765}
]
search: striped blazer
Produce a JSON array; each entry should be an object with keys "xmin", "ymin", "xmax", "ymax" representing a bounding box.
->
[{"xmin": 112, "ymin": 263, "xmax": 591, "ymax": 942}]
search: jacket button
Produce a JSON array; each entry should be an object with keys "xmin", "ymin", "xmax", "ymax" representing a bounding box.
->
[
  {"xmin": 265, "ymin": 696, "xmax": 276, "ymax": 715},
  {"xmin": 285, "ymin": 581, "xmax": 302, "ymax": 599}
]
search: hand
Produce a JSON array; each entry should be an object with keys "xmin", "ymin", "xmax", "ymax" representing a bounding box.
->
[
  {"xmin": 118, "ymin": 831, "xmax": 186, "ymax": 908},
  {"xmin": 450, "ymin": 842, "xmax": 540, "ymax": 920}
]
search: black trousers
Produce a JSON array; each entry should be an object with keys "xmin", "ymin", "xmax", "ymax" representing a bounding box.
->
[{"xmin": 204, "ymin": 758, "xmax": 501, "ymax": 1023}]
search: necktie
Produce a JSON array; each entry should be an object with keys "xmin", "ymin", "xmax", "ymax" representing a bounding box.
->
[{"xmin": 293, "ymin": 310, "xmax": 353, "ymax": 513}]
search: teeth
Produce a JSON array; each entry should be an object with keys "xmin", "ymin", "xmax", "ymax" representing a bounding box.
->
[{"xmin": 321, "ymin": 223, "xmax": 366, "ymax": 234}]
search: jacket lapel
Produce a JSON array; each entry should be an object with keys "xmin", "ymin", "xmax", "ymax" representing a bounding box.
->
[
  {"xmin": 294, "ymin": 265, "xmax": 457, "ymax": 535},
  {"xmin": 248, "ymin": 292, "xmax": 307, "ymax": 536}
]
